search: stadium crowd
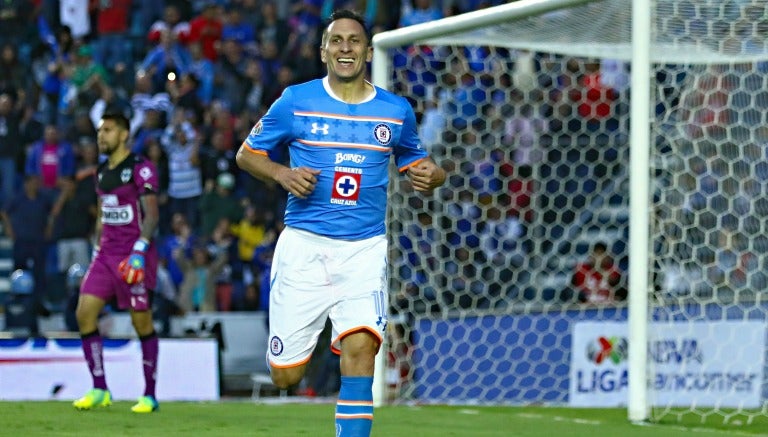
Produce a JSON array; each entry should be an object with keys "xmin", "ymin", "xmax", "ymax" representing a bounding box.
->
[{"xmin": 0, "ymin": 0, "xmax": 514, "ymax": 331}]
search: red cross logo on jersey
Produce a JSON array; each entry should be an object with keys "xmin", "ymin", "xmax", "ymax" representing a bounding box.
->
[{"xmin": 332, "ymin": 172, "xmax": 361, "ymax": 201}]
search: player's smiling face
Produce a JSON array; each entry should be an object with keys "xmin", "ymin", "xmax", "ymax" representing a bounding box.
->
[{"xmin": 321, "ymin": 18, "xmax": 372, "ymax": 83}]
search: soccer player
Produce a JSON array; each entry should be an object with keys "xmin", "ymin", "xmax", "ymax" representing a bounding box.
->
[
  {"xmin": 236, "ymin": 9, "xmax": 446, "ymax": 437},
  {"xmin": 72, "ymin": 113, "xmax": 161, "ymax": 413}
]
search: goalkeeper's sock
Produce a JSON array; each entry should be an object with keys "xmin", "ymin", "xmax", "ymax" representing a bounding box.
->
[
  {"xmin": 81, "ymin": 330, "xmax": 108, "ymax": 390},
  {"xmin": 335, "ymin": 376, "xmax": 374, "ymax": 437},
  {"xmin": 139, "ymin": 331, "xmax": 159, "ymax": 397}
]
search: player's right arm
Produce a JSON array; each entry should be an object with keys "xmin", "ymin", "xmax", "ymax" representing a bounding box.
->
[
  {"xmin": 235, "ymin": 148, "xmax": 319, "ymax": 199},
  {"xmin": 235, "ymin": 87, "xmax": 320, "ymax": 199},
  {"xmin": 93, "ymin": 197, "xmax": 103, "ymax": 252}
]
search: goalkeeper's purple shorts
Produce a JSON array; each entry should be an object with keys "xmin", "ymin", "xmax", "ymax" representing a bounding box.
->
[{"xmin": 81, "ymin": 251, "xmax": 157, "ymax": 311}]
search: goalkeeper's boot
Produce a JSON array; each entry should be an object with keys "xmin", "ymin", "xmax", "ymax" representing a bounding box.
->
[
  {"xmin": 73, "ymin": 388, "xmax": 112, "ymax": 410},
  {"xmin": 131, "ymin": 395, "xmax": 159, "ymax": 413}
]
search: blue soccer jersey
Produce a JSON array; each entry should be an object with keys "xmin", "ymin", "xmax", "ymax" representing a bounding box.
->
[{"xmin": 244, "ymin": 77, "xmax": 428, "ymax": 240}]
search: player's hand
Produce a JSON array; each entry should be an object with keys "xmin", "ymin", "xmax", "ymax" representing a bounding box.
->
[
  {"xmin": 277, "ymin": 166, "xmax": 321, "ymax": 199},
  {"xmin": 118, "ymin": 238, "xmax": 149, "ymax": 284},
  {"xmin": 408, "ymin": 160, "xmax": 446, "ymax": 193}
]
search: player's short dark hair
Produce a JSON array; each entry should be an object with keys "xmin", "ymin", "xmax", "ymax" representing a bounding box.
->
[
  {"xmin": 101, "ymin": 112, "xmax": 130, "ymax": 132},
  {"xmin": 322, "ymin": 9, "xmax": 371, "ymax": 47}
]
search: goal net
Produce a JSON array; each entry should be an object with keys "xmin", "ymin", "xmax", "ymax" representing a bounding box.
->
[{"xmin": 374, "ymin": 0, "xmax": 768, "ymax": 424}]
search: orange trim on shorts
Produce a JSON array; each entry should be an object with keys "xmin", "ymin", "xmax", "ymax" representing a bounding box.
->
[
  {"xmin": 330, "ymin": 327, "xmax": 383, "ymax": 356},
  {"xmin": 268, "ymin": 354, "xmax": 313, "ymax": 369}
]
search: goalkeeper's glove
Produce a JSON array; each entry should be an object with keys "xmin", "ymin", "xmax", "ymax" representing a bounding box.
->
[{"xmin": 118, "ymin": 238, "xmax": 149, "ymax": 284}]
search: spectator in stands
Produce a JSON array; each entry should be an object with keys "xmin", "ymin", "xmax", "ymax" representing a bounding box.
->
[
  {"xmin": 147, "ymin": 4, "xmax": 191, "ymax": 46},
  {"xmin": 289, "ymin": 0, "xmax": 324, "ymax": 43},
  {"xmin": 0, "ymin": 0, "xmax": 33, "ymax": 56},
  {"xmin": 229, "ymin": 203, "xmax": 267, "ymax": 273},
  {"xmin": 175, "ymin": 240, "xmax": 229, "ymax": 313},
  {"xmin": 188, "ymin": 41, "xmax": 216, "ymax": 105},
  {"xmin": 132, "ymin": 106, "xmax": 165, "ymax": 155},
  {"xmin": 417, "ymin": 88, "xmax": 446, "ymax": 152},
  {"xmin": 478, "ymin": 200, "xmax": 526, "ymax": 269},
  {"xmin": 129, "ymin": 70, "xmax": 173, "ymax": 138},
  {"xmin": 503, "ymin": 103, "xmax": 547, "ymax": 166},
  {"xmin": 25, "ymin": 124, "xmax": 76, "ymax": 192},
  {"xmin": 71, "ymin": 45, "xmax": 110, "ymax": 105},
  {"xmin": 132, "ymin": 0, "xmax": 165, "ymax": 38},
  {"xmin": 399, "ymin": 0, "xmax": 442, "ymax": 27},
  {"xmin": 189, "ymin": 3, "xmax": 223, "ymax": 62},
  {"xmin": 262, "ymin": 64, "xmax": 295, "ymax": 109},
  {"xmin": 167, "ymin": 72, "xmax": 205, "ymax": 124},
  {"xmin": 1, "ymin": 174, "xmax": 53, "ymax": 317},
  {"xmin": 258, "ymin": 38, "xmax": 284, "ymax": 86},
  {"xmin": 243, "ymin": 58, "xmax": 265, "ymax": 113},
  {"xmin": 140, "ymin": 28, "xmax": 192, "ymax": 94},
  {"xmin": 93, "ymin": 0, "xmax": 133, "ymax": 86},
  {"xmin": 0, "ymin": 93, "xmax": 22, "ymax": 207},
  {"xmin": 66, "ymin": 109, "xmax": 97, "ymax": 145},
  {"xmin": 570, "ymin": 241, "xmax": 626, "ymax": 304},
  {"xmin": 73, "ymin": 137, "xmax": 99, "ymax": 206},
  {"xmin": 50, "ymin": 176, "xmax": 96, "ymax": 275},
  {"xmin": 222, "ymin": 4, "xmax": 257, "ymax": 54},
  {"xmin": 153, "ymin": 258, "xmax": 180, "ymax": 337},
  {"xmin": 574, "ymin": 61, "xmax": 618, "ymax": 131},
  {"xmin": 249, "ymin": 219, "xmax": 282, "ymax": 312},
  {"xmin": 285, "ymin": 40, "xmax": 323, "ymax": 84},
  {"xmin": 215, "ymin": 38, "xmax": 250, "ymax": 113},
  {"xmin": 199, "ymin": 172, "xmax": 244, "ymax": 239},
  {"xmin": 256, "ymin": 1, "xmax": 291, "ymax": 52},
  {"xmin": 200, "ymin": 124, "xmax": 236, "ymax": 182},
  {"xmin": 89, "ymin": 84, "xmax": 132, "ymax": 129},
  {"xmin": 160, "ymin": 212, "xmax": 197, "ymax": 289},
  {"xmin": 161, "ymin": 112, "xmax": 203, "ymax": 230},
  {"xmin": 239, "ymin": 0, "xmax": 263, "ymax": 27},
  {"xmin": 0, "ymin": 43, "xmax": 30, "ymax": 99}
]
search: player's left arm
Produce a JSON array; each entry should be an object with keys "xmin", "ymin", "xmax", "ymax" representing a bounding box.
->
[
  {"xmin": 138, "ymin": 192, "xmax": 160, "ymax": 241},
  {"xmin": 118, "ymin": 192, "xmax": 159, "ymax": 285},
  {"xmin": 395, "ymin": 98, "xmax": 446, "ymax": 193},
  {"xmin": 406, "ymin": 157, "xmax": 446, "ymax": 193}
]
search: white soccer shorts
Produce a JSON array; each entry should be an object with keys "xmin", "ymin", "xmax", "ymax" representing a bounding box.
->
[{"xmin": 267, "ymin": 226, "xmax": 389, "ymax": 368}]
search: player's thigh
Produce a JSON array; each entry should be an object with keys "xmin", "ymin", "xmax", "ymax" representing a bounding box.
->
[
  {"xmin": 75, "ymin": 293, "xmax": 106, "ymax": 326},
  {"xmin": 79, "ymin": 255, "xmax": 118, "ymax": 316},
  {"xmin": 267, "ymin": 228, "xmax": 333, "ymax": 367},
  {"xmin": 129, "ymin": 306, "xmax": 154, "ymax": 336},
  {"xmin": 328, "ymin": 236, "xmax": 388, "ymax": 354}
]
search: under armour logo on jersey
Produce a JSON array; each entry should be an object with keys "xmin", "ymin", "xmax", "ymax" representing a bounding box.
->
[{"xmin": 311, "ymin": 122, "xmax": 329, "ymax": 135}]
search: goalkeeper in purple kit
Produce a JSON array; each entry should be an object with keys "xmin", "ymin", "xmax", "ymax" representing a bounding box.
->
[{"xmin": 72, "ymin": 113, "xmax": 161, "ymax": 413}]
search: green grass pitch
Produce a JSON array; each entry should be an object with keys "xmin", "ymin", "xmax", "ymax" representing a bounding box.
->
[{"xmin": 1, "ymin": 402, "xmax": 767, "ymax": 436}]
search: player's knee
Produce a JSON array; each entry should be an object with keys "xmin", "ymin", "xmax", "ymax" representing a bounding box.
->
[
  {"xmin": 74, "ymin": 303, "xmax": 97, "ymax": 330},
  {"xmin": 270, "ymin": 367, "xmax": 303, "ymax": 389},
  {"xmin": 341, "ymin": 332, "xmax": 379, "ymax": 359},
  {"xmin": 130, "ymin": 315, "xmax": 154, "ymax": 336}
]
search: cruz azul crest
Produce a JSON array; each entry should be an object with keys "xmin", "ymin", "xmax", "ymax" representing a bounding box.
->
[{"xmin": 373, "ymin": 123, "xmax": 392, "ymax": 145}]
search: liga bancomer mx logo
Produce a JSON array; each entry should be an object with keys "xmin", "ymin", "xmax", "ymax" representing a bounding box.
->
[{"xmin": 586, "ymin": 336, "xmax": 628, "ymax": 365}]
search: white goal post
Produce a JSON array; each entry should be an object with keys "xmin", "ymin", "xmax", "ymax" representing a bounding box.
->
[{"xmin": 371, "ymin": 0, "xmax": 768, "ymax": 425}]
